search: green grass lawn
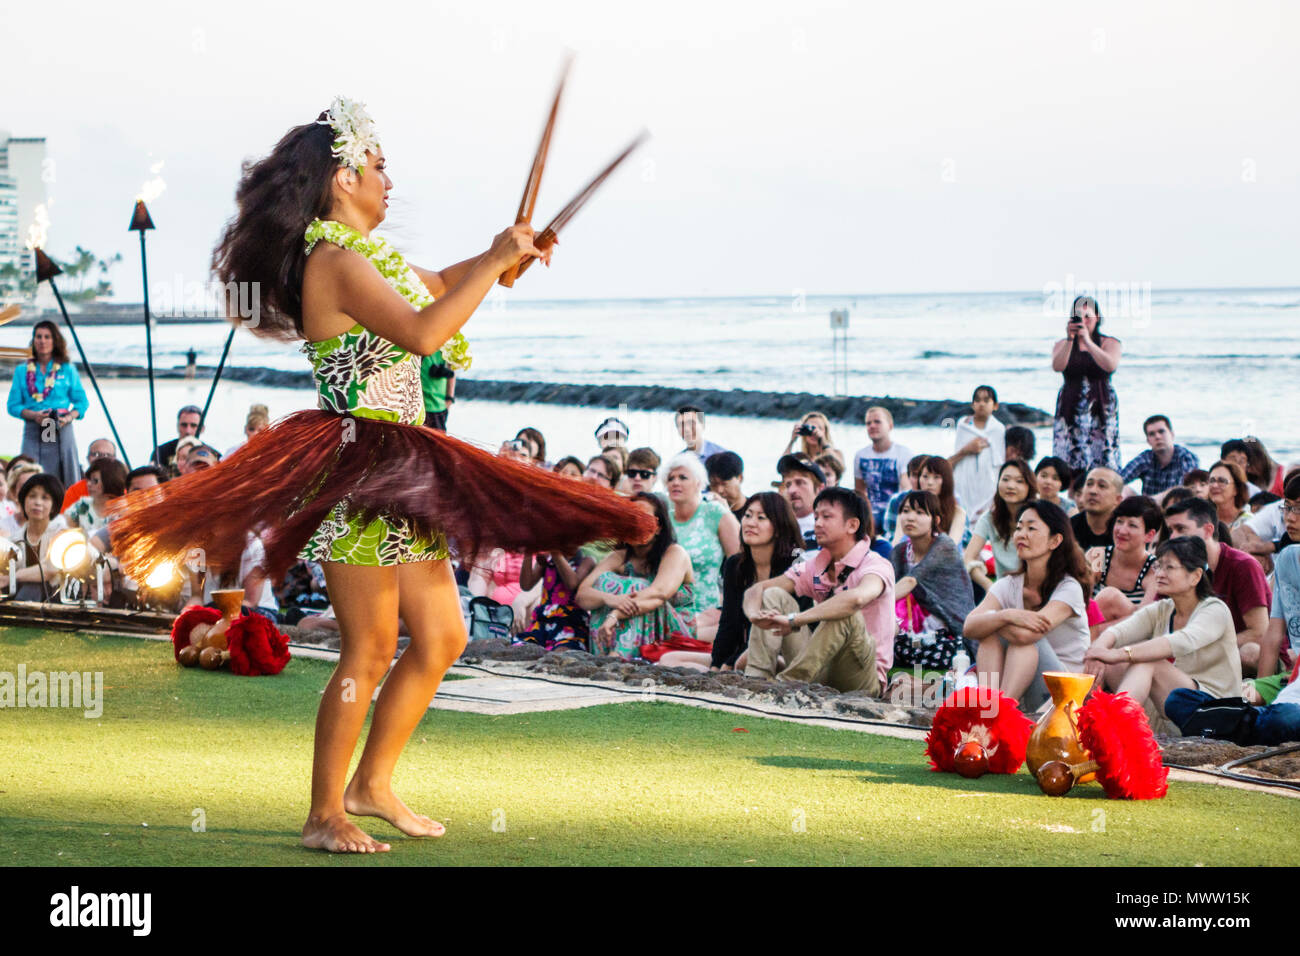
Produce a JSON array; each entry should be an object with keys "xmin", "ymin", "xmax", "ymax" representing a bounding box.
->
[{"xmin": 2, "ymin": 628, "xmax": 1297, "ymax": 866}]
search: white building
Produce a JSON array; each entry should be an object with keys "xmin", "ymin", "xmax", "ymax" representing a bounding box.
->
[{"xmin": 0, "ymin": 132, "xmax": 49, "ymax": 289}]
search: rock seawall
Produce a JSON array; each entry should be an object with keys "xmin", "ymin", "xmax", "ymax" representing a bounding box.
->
[{"xmin": 31, "ymin": 360, "xmax": 1052, "ymax": 427}]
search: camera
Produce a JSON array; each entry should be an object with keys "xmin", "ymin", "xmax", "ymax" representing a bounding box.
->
[{"xmin": 797, "ymin": 423, "xmax": 817, "ymax": 437}]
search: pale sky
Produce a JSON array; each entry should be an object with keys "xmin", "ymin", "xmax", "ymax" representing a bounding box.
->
[{"xmin": 5, "ymin": 0, "xmax": 1298, "ymax": 301}]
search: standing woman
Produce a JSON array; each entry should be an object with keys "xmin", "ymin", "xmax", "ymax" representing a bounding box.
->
[
  {"xmin": 781, "ymin": 411, "xmax": 845, "ymax": 472},
  {"xmin": 107, "ymin": 99, "xmax": 652, "ymax": 854},
  {"xmin": 7, "ymin": 321, "xmax": 89, "ymax": 487},
  {"xmin": 1051, "ymin": 295, "xmax": 1122, "ymax": 473}
]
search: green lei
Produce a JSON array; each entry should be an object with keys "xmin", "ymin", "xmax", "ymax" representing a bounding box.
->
[{"xmin": 303, "ymin": 218, "xmax": 472, "ymax": 371}]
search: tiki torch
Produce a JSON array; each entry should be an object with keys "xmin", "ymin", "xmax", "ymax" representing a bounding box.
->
[
  {"xmin": 129, "ymin": 199, "xmax": 159, "ymax": 461},
  {"xmin": 33, "ymin": 247, "xmax": 133, "ymax": 469}
]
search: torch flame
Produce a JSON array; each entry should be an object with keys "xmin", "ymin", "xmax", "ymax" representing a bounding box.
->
[
  {"xmin": 24, "ymin": 203, "xmax": 50, "ymax": 251},
  {"xmin": 136, "ymin": 159, "xmax": 167, "ymax": 203}
]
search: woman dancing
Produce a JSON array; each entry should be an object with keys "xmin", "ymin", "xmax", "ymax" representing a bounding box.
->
[{"xmin": 109, "ymin": 98, "xmax": 652, "ymax": 854}]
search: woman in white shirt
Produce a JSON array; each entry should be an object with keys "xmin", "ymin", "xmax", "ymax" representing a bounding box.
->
[
  {"xmin": 6, "ymin": 473, "xmax": 68, "ymax": 601},
  {"xmin": 1084, "ymin": 535, "xmax": 1241, "ymax": 713},
  {"xmin": 964, "ymin": 459, "xmax": 1037, "ymax": 593},
  {"xmin": 963, "ymin": 500, "xmax": 1092, "ymax": 710}
]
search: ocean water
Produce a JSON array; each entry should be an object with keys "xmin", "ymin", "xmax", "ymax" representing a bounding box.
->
[{"xmin": 8, "ymin": 287, "xmax": 1298, "ymax": 493}]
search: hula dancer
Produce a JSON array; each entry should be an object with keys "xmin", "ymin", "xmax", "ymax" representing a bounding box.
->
[{"xmin": 109, "ymin": 97, "xmax": 653, "ymax": 854}]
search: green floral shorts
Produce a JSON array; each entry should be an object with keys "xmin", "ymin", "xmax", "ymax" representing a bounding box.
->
[{"xmin": 299, "ymin": 499, "xmax": 449, "ymax": 566}]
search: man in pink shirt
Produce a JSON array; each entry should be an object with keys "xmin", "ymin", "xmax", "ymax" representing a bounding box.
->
[{"xmin": 742, "ymin": 487, "xmax": 895, "ymax": 695}]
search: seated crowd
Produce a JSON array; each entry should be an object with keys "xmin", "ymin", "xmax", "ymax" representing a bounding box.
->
[{"xmin": 5, "ymin": 391, "xmax": 1298, "ymax": 742}]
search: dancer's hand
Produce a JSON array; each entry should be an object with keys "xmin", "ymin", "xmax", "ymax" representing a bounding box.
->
[{"xmin": 488, "ymin": 223, "xmax": 547, "ymax": 271}]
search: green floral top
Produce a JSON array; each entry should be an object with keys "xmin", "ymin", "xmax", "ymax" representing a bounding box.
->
[{"xmin": 301, "ymin": 325, "xmax": 426, "ymax": 425}]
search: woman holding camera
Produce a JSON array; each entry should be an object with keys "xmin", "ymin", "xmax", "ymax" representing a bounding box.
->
[
  {"xmin": 7, "ymin": 321, "xmax": 89, "ymax": 488},
  {"xmin": 782, "ymin": 412, "xmax": 845, "ymax": 472},
  {"xmin": 1050, "ymin": 295, "xmax": 1122, "ymax": 474}
]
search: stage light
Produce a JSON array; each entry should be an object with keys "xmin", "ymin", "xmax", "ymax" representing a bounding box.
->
[
  {"xmin": 144, "ymin": 561, "xmax": 177, "ymax": 589},
  {"xmin": 49, "ymin": 529, "xmax": 90, "ymax": 572}
]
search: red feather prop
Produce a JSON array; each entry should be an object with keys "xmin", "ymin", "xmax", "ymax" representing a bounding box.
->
[
  {"xmin": 169, "ymin": 605, "xmax": 222, "ymax": 662},
  {"xmin": 925, "ymin": 688, "xmax": 1034, "ymax": 774},
  {"xmin": 107, "ymin": 410, "xmax": 657, "ymax": 583},
  {"xmin": 227, "ymin": 613, "xmax": 292, "ymax": 676},
  {"xmin": 1076, "ymin": 690, "xmax": 1168, "ymax": 800}
]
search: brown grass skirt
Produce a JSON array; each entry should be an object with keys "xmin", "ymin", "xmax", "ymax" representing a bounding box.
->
[{"xmin": 107, "ymin": 410, "xmax": 656, "ymax": 581}]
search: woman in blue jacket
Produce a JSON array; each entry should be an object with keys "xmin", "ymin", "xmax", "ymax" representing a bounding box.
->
[{"xmin": 7, "ymin": 321, "xmax": 88, "ymax": 487}]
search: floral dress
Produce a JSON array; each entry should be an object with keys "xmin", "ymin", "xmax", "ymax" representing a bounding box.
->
[
  {"xmin": 589, "ymin": 562, "xmax": 696, "ymax": 660},
  {"xmin": 669, "ymin": 498, "xmax": 728, "ymax": 611},
  {"xmin": 1052, "ymin": 336, "xmax": 1121, "ymax": 473},
  {"xmin": 295, "ymin": 219, "xmax": 472, "ymax": 567},
  {"xmin": 513, "ymin": 554, "xmax": 590, "ymax": 651}
]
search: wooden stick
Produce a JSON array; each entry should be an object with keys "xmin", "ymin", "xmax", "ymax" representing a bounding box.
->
[
  {"xmin": 0, "ymin": 304, "xmax": 21, "ymax": 326},
  {"xmin": 512, "ymin": 130, "xmax": 648, "ymax": 281},
  {"xmin": 499, "ymin": 57, "xmax": 573, "ymax": 289}
]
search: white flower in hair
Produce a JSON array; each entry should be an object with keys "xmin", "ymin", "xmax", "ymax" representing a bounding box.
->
[{"xmin": 317, "ymin": 95, "xmax": 380, "ymax": 175}]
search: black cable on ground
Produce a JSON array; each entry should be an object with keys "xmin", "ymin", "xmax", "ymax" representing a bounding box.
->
[{"xmin": 1211, "ymin": 742, "xmax": 1300, "ymax": 793}]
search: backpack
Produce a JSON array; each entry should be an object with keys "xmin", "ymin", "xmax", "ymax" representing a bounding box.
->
[
  {"xmin": 467, "ymin": 596, "xmax": 513, "ymax": 642},
  {"xmin": 1176, "ymin": 696, "xmax": 1259, "ymax": 746}
]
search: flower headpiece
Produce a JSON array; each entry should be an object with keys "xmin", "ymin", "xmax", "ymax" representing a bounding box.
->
[{"xmin": 316, "ymin": 95, "xmax": 380, "ymax": 175}]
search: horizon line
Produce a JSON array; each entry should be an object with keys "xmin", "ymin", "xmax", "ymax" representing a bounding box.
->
[{"xmin": 72, "ymin": 282, "xmax": 1300, "ymax": 311}]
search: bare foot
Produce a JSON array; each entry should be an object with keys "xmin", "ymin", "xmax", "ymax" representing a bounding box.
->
[
  {"xmin": 344, "ymin": 780, "xmax": 446, "ymax": 837},
  {"xmin": 301, "ymin": 812, "xmax": 392, "ymax": 853}
]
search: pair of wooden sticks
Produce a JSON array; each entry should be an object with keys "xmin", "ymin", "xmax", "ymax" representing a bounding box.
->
[{"xmin": 499, "ymin": 58, "xmax": 648, "ymax": 287}]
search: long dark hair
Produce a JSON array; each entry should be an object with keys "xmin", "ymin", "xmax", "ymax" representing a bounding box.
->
[
  {"xmin": 1154, "ymin": 536, "xmax": 1215, "ymax": 601},
  {"xmin": 920, "ymin": 456, "xmax": 957, "ymax": 531},
  {"xmin": 29, "ymin": 320, "xmax": 70, "ymax": 364},
  {"xmin": 211, "ymin": 115, "xmax": 340, "ymax": 341},
  {"xmin": 1011, "ymin": 500, "xmax": 1092, "ymax": 609},
  {"xmin": 991, "ymin": 459, "xmax": 1038, "ymax": 542},
  {"xmin": 1241, "ymin": 437, "xmax": 1279, "ymax": 489},
  {"xmin": 621, "ymin": 491, "xmax": 676, "ymax": 576},
  {"xmin": 735, "ymin": 491, "xmax": 802, "ymax": 589}
]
